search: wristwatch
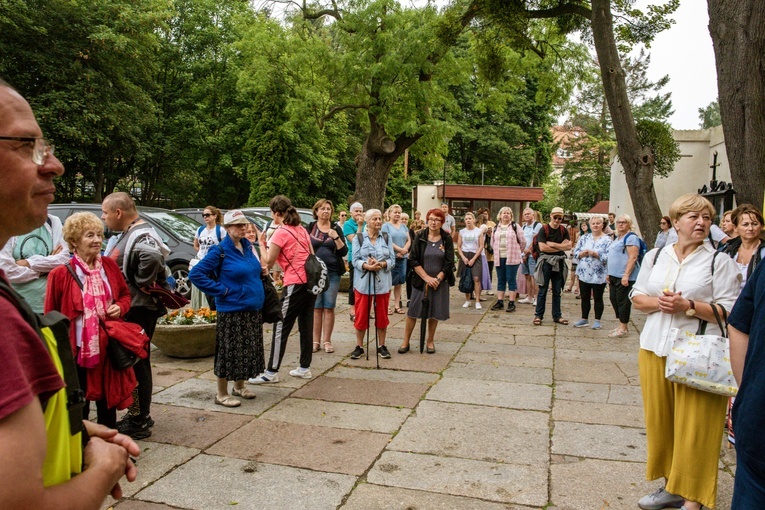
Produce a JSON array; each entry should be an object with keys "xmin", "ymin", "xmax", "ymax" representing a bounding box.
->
[{"xmin": 685, "ymin": 299, "xmax": 696, "ymax": 317}]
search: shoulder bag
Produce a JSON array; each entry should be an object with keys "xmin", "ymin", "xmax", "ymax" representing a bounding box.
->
[
  {"xmin": 665, "ymin": 304, "xmax": 737, "ymax": 397},
  {"xmin": 281, "ymin": 227, "xmax": 328, "ymax": 295}
]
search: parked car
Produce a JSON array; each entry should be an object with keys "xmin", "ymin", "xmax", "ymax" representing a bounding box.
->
[
  {"xmin": 48, "ymin": 203, "xmax": 199, "ymax": 298},
  {"xmin": 239, "ymin": 206, "xmax": 314, "ymax": 226},
  {"xmin": 174, "ymin": 208, "xmax": 272, "ymax": 233}
]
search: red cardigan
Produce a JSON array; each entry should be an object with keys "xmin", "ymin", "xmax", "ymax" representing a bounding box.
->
[{"xmin": 44, "ymin": 256, "xmax": 135, "ymax": 410}]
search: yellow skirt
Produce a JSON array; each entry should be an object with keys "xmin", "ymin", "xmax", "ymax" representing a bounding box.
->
[{"xmin": 639, "ymin": 348, "xmax": 728, "ymax": 508}]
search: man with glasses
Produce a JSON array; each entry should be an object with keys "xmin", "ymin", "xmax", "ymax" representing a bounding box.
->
[
  {"xmin": 533, "ymin": 206, "xmax": 571, "ymax": 326},
  {"xmin": 0, "ymin": 78, "xmax": 140, "ymax": 507}
]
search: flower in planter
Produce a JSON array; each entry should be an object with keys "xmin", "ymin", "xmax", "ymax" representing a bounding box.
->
[{"xmin": 158, "ymin": 307, "xmax": 217, "ymax": 325}]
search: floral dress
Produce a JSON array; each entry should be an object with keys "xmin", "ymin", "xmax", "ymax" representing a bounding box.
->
[{"xmin": 573, "ymin": 233, "xmax": 612, "ymax": 284}]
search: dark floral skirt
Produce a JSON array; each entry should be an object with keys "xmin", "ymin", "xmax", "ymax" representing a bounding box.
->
[{"xmin": 214, "ymin": 310, "xmax": 264, "ymax": 381}]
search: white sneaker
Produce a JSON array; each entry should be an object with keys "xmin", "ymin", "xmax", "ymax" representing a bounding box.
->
[
  {"xmin": 248, "ymin": 372, "xmax": 278, "ymax": 384},
  {"xmin": 475, "ymin": 302, "xmax": 482, "ymax": 310},
  {"xmin": 518, "ymin": 297, "xmax": 532, "ymax": 304},
  {"xmin": 289, "ymin": 367, "xmax": 312, "ymax": 379},
  {"xmin": 637, "ymin": 487, "xmax": 684, "ymax": 510},
  {"xmin": 462, "ymin": 301, "xmax": 471, "ymax": 308},
  {"xmin": 532, "ymin": 299, "xmax": 537, "ymax": 306}
]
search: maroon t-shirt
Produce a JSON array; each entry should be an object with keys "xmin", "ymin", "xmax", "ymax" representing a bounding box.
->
[{"xmin": 0, "ymin": 272, "xmax": 64, "ymax": 421}]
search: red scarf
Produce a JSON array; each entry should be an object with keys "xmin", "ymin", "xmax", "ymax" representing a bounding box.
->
[{"xmin": 72, "ymin": 254, "xmax": 112, "ymax": 368}]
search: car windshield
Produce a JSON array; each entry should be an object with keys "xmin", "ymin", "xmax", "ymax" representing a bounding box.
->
[{"xmin": 143, "ymin": 210, "xmax": 201, "ymax": 242}]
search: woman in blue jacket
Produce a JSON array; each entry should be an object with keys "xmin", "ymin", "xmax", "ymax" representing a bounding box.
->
[{"xmin": 189, "ymin": 210, "xmax": 265, "ymax": 408}]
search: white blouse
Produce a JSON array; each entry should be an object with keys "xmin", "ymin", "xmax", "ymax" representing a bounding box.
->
[{"xmin": 630, "ymin": 242, "xmax": 741, "ymax": 357}]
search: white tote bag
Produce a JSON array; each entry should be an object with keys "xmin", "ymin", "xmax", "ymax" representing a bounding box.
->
[{"xmin": 665, "ymin": 305, "xmax": 737, "ymax": 397}]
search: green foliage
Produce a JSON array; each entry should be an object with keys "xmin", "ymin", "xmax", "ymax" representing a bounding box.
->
[
  {"xmin": 558, "ymin": 131, "xmax": 615, "ymax": 212},
  {"xmin": 698, "ymin": 100, "xmax": 722, "ymax": 129},
  {"xmin": 635, "ymin": 119, "xmax": 681, "ymax": 178}
]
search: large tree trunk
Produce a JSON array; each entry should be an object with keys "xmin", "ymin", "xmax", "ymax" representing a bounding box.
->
[
  {"xmin": 352, "ymin": 118, "xmax": 420, "ymax": 210},
  {"xmin": 590, "ymin": 0, "xmax": 662, "ymax": 245},
  {"xmin": 708, "ymin": 0, "xmax": 765, "ymax": 207}
]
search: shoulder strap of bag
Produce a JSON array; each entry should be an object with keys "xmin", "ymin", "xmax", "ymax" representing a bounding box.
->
[
  {"xmin": 216, "ymin": 224, "xmax": 222, "ymax": 242},
  {"xmin": 197, "ymin": 225, "xmax": 203, "ymax": 238}
]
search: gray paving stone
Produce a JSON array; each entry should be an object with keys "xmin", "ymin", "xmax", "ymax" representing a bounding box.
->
[
  {"xmin": 151, "ymin": 366, "xmax": 203, "ymax": 391},
  {"xmin": 454, "ymin": 349, "xmax": 553, "ymax": 369},
  {"xmin": 550, "ymin": 458, "xmax": 656, "ymax": 510},
  {"xmin": 342, "ymin": 483, "xmax": 535, "ymax": 509},
  {"xmin": 426, "ymin": 378, "xmax": 552, "ymax": 411},
  {"xmin": 468, "ymin": 332, "xmax": 518, "ymax": 345},
  {"xmin": 555, "ymin": 359, "xmax": 631, "ymax": 384},
  {"xmin": 556, "ymin": 348, "xmax": 637, "ymax": 363},
  {"xmin": 149, "ymin": 351, "xmax": 214, "ymax": 372},
  {"xmin": 152, "ymin": 377, "xmax": 293, "ymax": 415},
  {"xmin": 293, "ymin": 376, "xmax": 430, "ymax": 408},
  {"xmin": 110, "ymin": 501, "xmax": 181, "ymax": 510},
  {"xmin": 327, "ymin": 365, "xmax": 440, "ymax": 384},
  {"xmin": 261, "ymin": 397, "xmax": 411, "ymax": 433},
  {"xmin": 608, "ymin": 384, "xmax": 644, "ymax": 406},
  {"xmin": 367, "ymin": 451, "xmax": 548, "ymax": 506},
  {"xmin": 104, "ymin": 441, "xmax": 199, "ymax": 506},
  {"xmin": 207, "ymin": 418, "xmax": 390, "ymax": 475},
  {"xmin": 552, "ymin": 421, "xmax": 646, "ymax": 462},
  {"xmin": 135, "ymin": 454, "xmax": 355, "ymax": 510},
  {"xmin": 461, "ymin": 342, "xmax": 553, "ymax": 358},
  {"xmin": 137, "ymin": 404, "xmax": 253, "ymax": 449},
  {"xmin": 553, "ymin": 400, "xmax": 644, "ymax": 428},
  {"xmin": 390, "ymin": 401, "xmax": 549, "ymax": 465},
  {"xmin": 555, "ymin": 381, "xmax": 611, "ymax": 403},
  {"xmin": 556, "ymin": 335, "xmax": 636, "ymax": 352},
  {"xmin": 445, "ymin": 362, "xmax": 552, "ymax": 385}
]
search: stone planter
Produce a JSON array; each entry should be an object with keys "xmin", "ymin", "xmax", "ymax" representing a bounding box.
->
[{"xmin": 152, "ymin": 323, "xmax": 216, "ymax": 358}]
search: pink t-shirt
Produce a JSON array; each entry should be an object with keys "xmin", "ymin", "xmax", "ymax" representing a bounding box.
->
[{"xmin": 269, "ymin": 225, "xmax": 310, "ymax": 286}]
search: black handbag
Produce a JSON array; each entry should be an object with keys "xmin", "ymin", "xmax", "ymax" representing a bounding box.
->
[
  {"xmin": 458, "ymin": 266, "xmax": 474, "ymax": 294},
  {"xmin": 261, "ymin": 274, "xmax": 284, "ymax": 324}
]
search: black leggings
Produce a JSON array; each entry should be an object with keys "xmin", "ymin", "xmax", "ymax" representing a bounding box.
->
[
  {"xmin": 608, "ymin": 276, "xmax": 634, "ymax": 324},
  {"xmin": 77, "ymin": 364, "xmax": 117, "ymax": 428},
  {"xmin": 269, "ymin": 283, "xmax": 317, "ymax": 371},
  {"xmin": 124, "ymin": 306, "xmax": 160, "ymax": 418},
  {"xmin": 578, "ymin": 281, "xmax": 606, "ymax": 320}
]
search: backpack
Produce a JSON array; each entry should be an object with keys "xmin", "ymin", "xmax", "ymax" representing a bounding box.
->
[
  {"xmin": 531, "ymin": 224, "xmax": 564, "ymax": 260},
  {"xmin": 197, "ymin": 224, "xmax": 222, "ymax": 243},
  {"xmin": 0, "ymin": 277, "xmax": 85, "ymax": 485},
  {"xmin": 622, "ymin": 232, "xmax": 648, "ymax": 265},
  {"xmin": 281, "ymin": 227, "xmax": 328, "ymax": 295}
]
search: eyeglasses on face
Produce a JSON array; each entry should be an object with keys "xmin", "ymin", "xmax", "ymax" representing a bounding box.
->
[
  {"xmin": 616, "ymin": 220, "xmax": 628, "ymax": 224},
  {"xmin": 0, "ymin": 136, "xmax": 55, "ymax": 165},
  {"xmin": 551, "ymin": 215, "xmax": 563, "ymax": 221},
  {"xmin": 202, "ymin": 213, "xmax": 214, "ymax": 217}
]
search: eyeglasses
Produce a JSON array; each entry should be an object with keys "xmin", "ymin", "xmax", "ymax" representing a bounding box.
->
[
  {"xmin": 551, "ymin": 215, "xmax": 563, "ymax": 221},
  {"xmin": 616, "ymin": 220, "xmax": 628, "ymax": 224},
  {"xmin": 0, "ymin": 136, "xmax": 55, "ymax": 165},
  {"xmin": 202, "ymin": 213, "xmax": 214, "ymax": 217}
]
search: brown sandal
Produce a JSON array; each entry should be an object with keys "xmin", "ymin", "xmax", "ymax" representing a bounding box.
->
[{"xmin": 533, "ymin": 317, "xmax": 542, "ymax": 326}]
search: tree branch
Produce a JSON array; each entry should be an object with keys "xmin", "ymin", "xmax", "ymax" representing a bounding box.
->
[
  {"xmin": 319, "ymin": 104, "xmax": 368, "ymax": 127},
  {"xmin": 525, "ymin": 3, "xmax": 592, "ymax": 20}
]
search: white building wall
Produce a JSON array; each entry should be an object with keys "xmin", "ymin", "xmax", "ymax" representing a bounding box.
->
[{"xmin": 609, "ymin": 126, "xmax": 730, "ymax": 236}]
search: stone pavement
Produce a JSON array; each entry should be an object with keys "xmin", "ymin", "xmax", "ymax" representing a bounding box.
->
[{"xmin": 105, "ymin": 289, "xmax": 737, "ymax": 510}]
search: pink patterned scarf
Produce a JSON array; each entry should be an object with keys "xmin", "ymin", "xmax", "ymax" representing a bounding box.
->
[{"xmin": 72, "ymin": 254, "xmax": 112, "ymax": 368}]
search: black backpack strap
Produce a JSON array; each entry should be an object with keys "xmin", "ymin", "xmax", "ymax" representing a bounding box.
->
[{"xmin": 653, "ymin": 246, "xmax": 664, "ymax": 265}]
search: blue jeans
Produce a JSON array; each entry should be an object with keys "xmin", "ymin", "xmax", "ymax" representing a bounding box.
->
[
  {"xmin": 732, "ymin": 451, "xmax": 765, "ymax": 509},
  {"xmin": 496, "ymin": 258, "xmax": 519, "ymax": 293},
  {"xmin": 535, "ymin": 259, "xmax": 564, "ymax": 320},
  {"xmin": 314, "ymin": 273, "xmax": 341, "ymax": 309}
]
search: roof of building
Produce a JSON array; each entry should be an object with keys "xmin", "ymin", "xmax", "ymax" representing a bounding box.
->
[
  {"xmin": 588, "ymin": 200, "xmax": 610, "ymax": 214},
  {"xmin": 438, "ymin": 184, "xmax": 544, "ymax": 202}
]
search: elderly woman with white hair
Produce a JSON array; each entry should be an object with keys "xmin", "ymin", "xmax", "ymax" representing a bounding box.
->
[
  {"xmin": 349, "ymin": 209, "xmax": 396, "ymax": 360},
  {"xmin": 606, "ymin": 214, "xmax": 640, "ymax": 337}
]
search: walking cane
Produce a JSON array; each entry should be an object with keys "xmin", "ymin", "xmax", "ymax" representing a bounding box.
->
[
  {"xmin": 373, "ymin": 271, "xmax": 379, "ymax": 369},
  {"xmin": 419, "ymin": 285, "xmax": 430, "ymax": 354},
  {"xmin": 365, "ymin": 268, "xmax": 372, "ymax": 361}
]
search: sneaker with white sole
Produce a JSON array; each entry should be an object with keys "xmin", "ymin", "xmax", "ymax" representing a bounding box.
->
[
  {"xmin": 591, "ymin": 320, "xmax": 602, "ymax": 330},
  {"xmin": 475, "ymin": 302, "xmax": 482, "ymax": 310},
  {"xmin": 289, "ymin": 367, "xmax": 312, "ymax": 379},
  {"xmin": 637, "ymin": 487, "xmax": 684, "ymax": 510},
  {"xmin": 518, "ymin": 297, "xmax": 532, "ymax": 304},
  {"xmin": 247, "ymin": 372, "xmax": 279, "ymax": 384},
  {"xmin": 532, "ymin": 298, "xmax": 537, "ymax": 306},
  {"xmin": 462, "ymin": 301, "xmax": 471, "ymax": 308},
  {"xmin": 573, "ymin": 319, "xmax": 589, "ymax": 328},
  {"xmin": 350, "ymin": 345, "xmax": 364, "ymax": 359}
]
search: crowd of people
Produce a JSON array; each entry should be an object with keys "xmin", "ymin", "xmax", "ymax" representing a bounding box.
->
[{"xmin": 2, "ymin": 76, "xmax": 764, "ymax": 508}]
